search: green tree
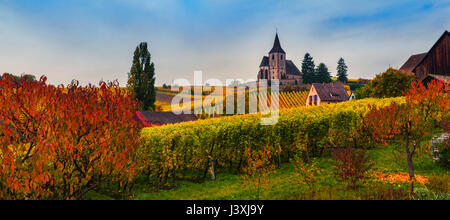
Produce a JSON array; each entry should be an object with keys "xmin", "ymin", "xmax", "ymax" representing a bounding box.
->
[
  {"xmin": 301, "ymin": 53, "xmax": 316, "ymax": 84},
  {"xmin": 336, "ymin": 58, "xmax": 348, "ymax": 83},
  {"xmin": 355, "ymin": 68, "xmax": 415, "ymax": 99},
  {"xmin": 315, "ymin": 63, "xmax": 332, "ymax": 83},
  {"xmin": 354, "ymin": 85, "xmax": 373, "ymax": 99},
  {"xmin": 127, "ymin": 42, "xmax": 156, "ymax": 111}
]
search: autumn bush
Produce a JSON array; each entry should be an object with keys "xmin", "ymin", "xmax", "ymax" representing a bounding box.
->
[
  {"xmin": 355, "ymin": 68, "xmax": 415, "ymax": 99},
  {"xmin": 242, "ymin": 145, "xmax": 275, "ymax": 200},
  {"xmin": 331, "ymin": 146, "xmax": 374, "ymax": 189},
  {"xmin": 0, "ymin": 74, "xmax": 141, "ymax": 199},
  {"xmin": 293, "ymin": 157, "xmax": 319, "ymax": 198}
]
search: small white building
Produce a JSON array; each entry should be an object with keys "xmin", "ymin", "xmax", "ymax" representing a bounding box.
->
[{"xmin": 348, "ymin": 92, "xmax": 355, "ymax": 100}]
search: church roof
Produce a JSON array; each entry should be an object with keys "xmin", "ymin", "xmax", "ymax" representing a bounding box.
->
[
  {"xmin": 269, "ymin": 33, "xmax": 286, "ymax": 54},
  {"xmin": 260, "ymin": 56, "xmax": 269, "ymax": 67},
  {"xmin": 286, "ymin": 60, "xmax": 301, "ymax": 76}
]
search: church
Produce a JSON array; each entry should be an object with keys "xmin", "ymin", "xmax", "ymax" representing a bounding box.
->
[{"xmin": 257, "ymin": 33, "xmax": 302, "ymax": 85}]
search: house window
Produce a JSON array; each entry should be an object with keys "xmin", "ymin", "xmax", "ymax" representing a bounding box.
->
[
  {"xmin": 309, "ymin": 96, "xmax": 313, "ymax": 104},
  {"xmin": 272, "ymin": 55, "xmax": 275, "ymax": 60},
  {"xmin": 281, "ymin": 55, "xmax": 283, "ymax": 60},
  {"xmin": 314, "ymin": 95, "xmax": 318, "ymax": 104}
]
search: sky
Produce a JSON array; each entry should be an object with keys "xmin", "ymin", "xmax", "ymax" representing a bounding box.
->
[{"xmin": 0, "ymin": 0, "xmax": 449, "ymax": 86}]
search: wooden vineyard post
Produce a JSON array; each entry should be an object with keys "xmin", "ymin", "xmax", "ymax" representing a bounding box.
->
[
  {"xmin": 203, "ymin": 137, "xmax": 216, "ymax": 180},
  {"xmin": 171, "ymin": 140, "xmax": 177, "ymax": 187}
]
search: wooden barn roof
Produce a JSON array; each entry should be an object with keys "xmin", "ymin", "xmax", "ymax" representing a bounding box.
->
[
  {"xmin": 400, "ymin": 30, "xmax": 450, "ymax": 75},
  {"xmin": 399, "ymin": 53, "xmax": 427, "ymax": 73},
  {"xmin": 412, "ymin": 30, "xmax": 450, "ymax": 74},
  {"xmin": 312, "ymin": 82, "xmax": 349, "ymax": 102}
]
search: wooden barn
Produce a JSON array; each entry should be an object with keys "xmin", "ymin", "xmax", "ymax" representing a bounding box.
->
[
  {"xmin": 400, "ymin": 30, "xmax": 450, "ymax": 83},
  {"xmin": 135, "ymin": 112, "xmax": 198, "ymax": 127}
]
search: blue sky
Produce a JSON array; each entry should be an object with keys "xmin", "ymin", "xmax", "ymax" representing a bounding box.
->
[{"xmin": 0, "ymin": 0, "xmax": 449, "ymax": 86}]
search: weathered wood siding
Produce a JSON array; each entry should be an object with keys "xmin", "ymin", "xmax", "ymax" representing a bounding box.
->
[{"xmin": 414, "ymin": 33, "xmax": 450, "ymax": 80}]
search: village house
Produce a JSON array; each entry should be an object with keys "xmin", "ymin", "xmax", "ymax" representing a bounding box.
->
[
  {"xmin": 400, "ymin": 30, "xmax": 449, "ymax": 83},
  {"xmin": 257, "ymin": 33, "xmax": 302, "ymax": 86},
  {"xmin": 135, "ymin": 112, "xmax": 198, "ymax": 127},
  {"xmin": 306, "ymin": 82, "xmax": 349, "ymax": 106}
]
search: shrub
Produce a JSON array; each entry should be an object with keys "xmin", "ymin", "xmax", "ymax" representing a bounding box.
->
[
  {"xmin": 0, "ymin": 74, "xmax": 141, "ymax": 200},
  {"xmin": 242, "ymin": 145, "xmax": 275, "ymax": 200},
  {"xmin": 355, "ymin": 68, "xmax": 415, "ymax": 99},
  {"xmin": 293, "ymin": 157, "xmax": 319, "ymax": 198},
  {"xmin": 331, "ymin": 146, "xmax": 374, "ymax": 189}
]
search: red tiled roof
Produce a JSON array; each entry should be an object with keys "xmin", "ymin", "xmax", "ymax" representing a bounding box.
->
[
  {"xmin": 135, "ymin": 112, "xmax": 198, "ymax": 127},
  {"xmin": 312, "ymin": 82, "xmax": 349, "ymax": 102}
]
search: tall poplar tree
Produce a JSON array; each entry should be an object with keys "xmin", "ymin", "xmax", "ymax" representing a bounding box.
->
[
  {"xmin": 336, "ymin": 58, "xmax": 348, "ymax": 83},
  {"xmin": 127, "ymin": 42, "xmax": 156, "ymax": 111}
]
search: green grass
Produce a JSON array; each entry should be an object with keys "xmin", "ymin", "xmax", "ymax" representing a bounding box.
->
[{"xmin": 88, "ymin": 145, "xmax": 448, "ymax": 200}]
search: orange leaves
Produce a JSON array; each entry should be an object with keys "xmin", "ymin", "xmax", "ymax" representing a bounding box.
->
[
  {"xmin": 293, "ymin": 158, "xmax": 319, "ymax": 194},
  {"xmin": 366, "ymin": 79, "xmax": 449, "ymax": 145},
  {"xmin": 242, "ymin": 145, "xmax": 275, "ymax": 200},
  {"xmin": 0, "ymin": 74, "xmax": 141, "ymax": 199},
  {"xmin": 404, "ymin": 79, "xmax": 449, "ymax": 124},
  {"xmin": 370, "ymin": 171, "xmax": 429, "ymax": 186}
]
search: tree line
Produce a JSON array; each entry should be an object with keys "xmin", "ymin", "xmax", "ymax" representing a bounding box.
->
[{"xmin": 301, "ymin": 53, "xmax": 348, "ymax": 84}]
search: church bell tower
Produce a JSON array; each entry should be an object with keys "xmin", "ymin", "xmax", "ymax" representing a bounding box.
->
[{"xmin": 268, "ymin": 33, "xmax": 287, "ymax": 79}]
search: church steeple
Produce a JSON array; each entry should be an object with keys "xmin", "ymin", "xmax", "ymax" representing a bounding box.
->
[{"xmin": 269, "ymin": 33, "xmax": 285, "ymax": 54}]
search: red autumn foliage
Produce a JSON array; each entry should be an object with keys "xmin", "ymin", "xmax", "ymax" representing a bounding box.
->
[
  {"xmin": 331, "ymin": 146, "xmax": 373, "ymax": 188},
  {"xmin": 0, "ymin": 74, "xmax": 142, "ymax": 199},
  {"xmin": 404, "ymin": 80, "xmax": 450, "ymax": 124},
  {"xmin": 366, "ymin": 80, "xmax": 449, "ymax": 193}
]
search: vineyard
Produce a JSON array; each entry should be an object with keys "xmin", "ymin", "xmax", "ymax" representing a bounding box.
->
[
  {"xmin": 156, "ymin": 87, "xmax": 310, "ymax": 117},
  {"xmin": 139, "ymin": 97, "xmax": 405, "ymax": 185}
]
